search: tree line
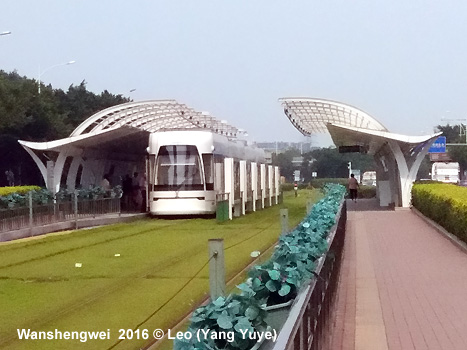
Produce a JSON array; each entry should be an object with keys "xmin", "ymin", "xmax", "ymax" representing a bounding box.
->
[
  {"xmin": 272, "ymin": 147, "xmax": 375, "ymax": 182},
  {"xmin": 273, "ymin": 124, "xmax": 467, "ymax": 183},
  {"xmin": 0, "ymin": 70, "xmax": 130, "ymax": 186}
]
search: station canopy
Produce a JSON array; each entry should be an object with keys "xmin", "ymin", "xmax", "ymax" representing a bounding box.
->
[
  {"xmin": 279, "ymin": 97, "xmax": 438, "ymax": 155},
  {"xmin": 18, "ymin": 100, "xmax": 249, "ymax": 194},
  {"xmin": 279, "ymin": 97, "xmax": 441, "ymax": 207},
  {"xmin": 20, "ymin": 100, "xmax": 245, "ymax": 154}
]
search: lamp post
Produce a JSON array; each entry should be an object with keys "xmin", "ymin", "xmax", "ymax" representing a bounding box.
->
[
  {"xmin": 0, "ymin": 31, "xmax": 11, "ymax": 36},
  {"xmin": 38, "ymin": 60, "xmax": 75, "ymax": 94}
]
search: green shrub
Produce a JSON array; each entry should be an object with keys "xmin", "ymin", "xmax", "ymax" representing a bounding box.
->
[
  {"xmin": 412, "ymin": 183, "xmax": 467, "ymax": 243},
  {"xmin": 0, "ymin": 186, "xmax": 41, "ymax": 197},
  {"xmin": 174, "ymin": 294, "xmax": 267, "ymax": 350},
  {"xmin": 309, "ymin": 178, "xmax": 348, "ymax": 189},
  {"xmin": 0, "ymin": 188, "xmax": 52, "ymax": 209},
  {"xmin": 358, "ymin": 185, "xmax": 376, "ymax": 198},
  {"xmin": 280, "ymin": 183, "xmax": 294, "ymax": 192},
  {"xmin": 0, "ymin": 185, "xmax": 123, "ymax": 209}
]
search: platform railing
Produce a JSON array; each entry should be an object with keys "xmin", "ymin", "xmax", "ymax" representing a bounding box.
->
[
  {"xmin": 271, "ymin": 200, "xmax": 347, "ymax": 350},
  {"xmin": 0, "ymin": 197, "xmax": 121, "ymax": 233}
]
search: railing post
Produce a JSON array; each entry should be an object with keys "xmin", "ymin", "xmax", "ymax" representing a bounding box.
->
[
  {"xmin": 29, "ymin": 191, "xmax": 33, "ymax": 236},
  {"xmin": 280, "ymin": 208, "xmax": 289, "ymax": 235},
  {"xmin": 209, "ymin": 239, "xmax": 225, "ymax": 301},
  {"xmin": 74, "ymin": 191, "xmax": 78, "ymax": 230},
  {"xmin": 54, "ymin": 197, "xmax": 59, "ymax": 223}
]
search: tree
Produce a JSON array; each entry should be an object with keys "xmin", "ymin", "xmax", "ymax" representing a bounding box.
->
[
  {"xmin": 308, "ymin": 147, "xmax": 375, "ymax": 178},
  {"xmin": 0, "ymin": 70, "xmax": 131, "ymax": 185},
  {"xmin": 271, "ymin": 149, "xmax": 300, "ymax": 182},
  {"xmin": 435, "ymin": 124, "xmax": 467, "ymax": 178}
]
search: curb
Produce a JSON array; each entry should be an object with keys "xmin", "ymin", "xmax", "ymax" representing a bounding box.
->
[{"xmin": 411, "ymin": 207, "xmax": 467, "ymax": 254}]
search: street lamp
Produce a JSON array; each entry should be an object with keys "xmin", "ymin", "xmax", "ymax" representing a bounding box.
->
[
  {"xmin": 38, "ymin": 60, "xmax": 76, "ymax": 94},
  {"xmin": 0, "ymin": 31, "xmax": 11, "ymax": 36}
]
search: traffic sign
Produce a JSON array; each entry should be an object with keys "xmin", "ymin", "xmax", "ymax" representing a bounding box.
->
[{"xmin": 428, "ymin": 136, "xmax": 446, "ymax": 153}]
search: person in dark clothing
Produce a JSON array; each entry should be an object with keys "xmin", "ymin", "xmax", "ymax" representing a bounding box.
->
[{"xmin": 122, "ymin": 174, "xmax": 133, "ymax": 210}]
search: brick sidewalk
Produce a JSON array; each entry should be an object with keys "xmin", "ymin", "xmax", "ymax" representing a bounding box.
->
[{"xmin": 329, "ymin": 199, "xmax": 467, "ymax": 350}]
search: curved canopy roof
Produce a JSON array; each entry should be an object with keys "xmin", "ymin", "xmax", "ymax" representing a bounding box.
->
[
  {"xmin": 279, "ymin": 97, "xmax": 440, "ymax": 155},
  {"xmin": 19, "ymin": 100, "xmax": 246, "ymax": 155},
  {"xmin": 71, "ymin": 100, "xmax": 243, "ymax": 138},
  {"xmin": 279, "ymin": 97, "xmax": 388, "ymax": 135}
]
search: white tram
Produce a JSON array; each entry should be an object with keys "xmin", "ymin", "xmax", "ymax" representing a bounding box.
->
[{"xmin": 147, "ymin": 130, "xmax": 279, "ymax": 216}]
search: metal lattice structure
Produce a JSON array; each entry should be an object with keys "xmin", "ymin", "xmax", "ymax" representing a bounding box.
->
[
  {"xmin": 279, "ymin": 97, "xmax": 387, "ymax": 135},
  {"xmin": 71, "ymin": 100, "xmax": 243, "ymax": 138},
  {"xmin": 278, "ymin": 96, "xmax": 441, "ymax": 208}
]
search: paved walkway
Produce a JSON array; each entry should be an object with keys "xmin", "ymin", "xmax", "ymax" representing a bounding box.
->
[{"xmin": 330, "ymin": 199, "xmax": 467, "ymax": 350}]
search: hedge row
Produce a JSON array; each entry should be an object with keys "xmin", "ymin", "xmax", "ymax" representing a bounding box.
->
[
  {"xmin": 282, "ymin": 180, "xmax": 376, "ymax": 198},
  {"xmin": 0, "ymin": 186, "xmax": 41, "ymax": 197},
  {"xmin": 0, "ymin": 186, "xmax": 123, "ymax": 209},
  {"xmin": 412, "ymin": 183, "xmax": 467, "ymax": 243}
]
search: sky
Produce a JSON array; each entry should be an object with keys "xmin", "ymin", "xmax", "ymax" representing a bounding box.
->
[{"xmin": 2, "ymin": 0, "xmax": 467, "ymax": 147}]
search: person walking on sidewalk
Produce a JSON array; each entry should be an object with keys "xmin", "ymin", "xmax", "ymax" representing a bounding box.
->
[{"xmin": 348, "ymin": 173, "xmax": 359, "ymax": 202}]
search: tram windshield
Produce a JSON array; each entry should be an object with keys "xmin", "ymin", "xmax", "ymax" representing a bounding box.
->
[{"xmin": 154, "ymin": 145, "xmax": 204, "ymax": 191}]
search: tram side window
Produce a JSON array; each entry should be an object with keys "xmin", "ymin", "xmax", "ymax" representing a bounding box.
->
[
  {"xmin": 148, "ymin": 154, "xmax": 156, "ymax": 191},
  {"xmin": 155, "ymin": 145, "xmax": 204, "ymax": 191},
  {"xmin": 202, "ymin": 154, "xmax": 214, "ymax": 191}
]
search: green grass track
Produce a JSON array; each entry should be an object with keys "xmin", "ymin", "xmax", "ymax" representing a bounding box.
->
[{"xmin": 0, "ymin": 189, "xmax": 321, "ymax": 350}]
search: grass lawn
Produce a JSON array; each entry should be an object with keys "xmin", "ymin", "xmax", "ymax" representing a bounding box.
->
[{"xmin": 0, "ymin": 189, "xmax": 321, "ymax": 350}]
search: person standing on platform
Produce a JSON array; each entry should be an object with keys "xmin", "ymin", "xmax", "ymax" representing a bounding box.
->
[
  {"xmin": 132, "ymin": 172, "xmax": 142, "ymax": 211},
  {"xmin": 348, "ymin": 173, "xmax": 359, "ymax": 202},
  {"xmin": 122, "ymin": 174, "xmax": 132, "ymax": 211}
]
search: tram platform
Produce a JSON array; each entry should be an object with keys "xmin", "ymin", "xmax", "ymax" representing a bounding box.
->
[{"xmin": 329, "ymin": 198, "xmax": 467, "ymax": 350}]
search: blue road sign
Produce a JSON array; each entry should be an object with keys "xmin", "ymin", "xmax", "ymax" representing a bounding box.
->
[{"xmin": 428, "ymin": 136, "xmax": 446, "ymax": 153}]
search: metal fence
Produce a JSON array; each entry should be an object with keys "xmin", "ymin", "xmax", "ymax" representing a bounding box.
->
[
  {"xmin": 0, "ymin": 197, "xmax": 121, "ymax": 233},
  {"xmin": 272, "ymin": 200, "xmax": 347, "ymax": 350}
]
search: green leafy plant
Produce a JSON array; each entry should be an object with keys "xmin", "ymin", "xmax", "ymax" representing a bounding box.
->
[
  {"xmin": 240, "ymin": 183, "xmax": 345, "ymax": 307},
  {"xmin": 175, "ymin": 184, "xmax": 346, "ymax": 350},
  {"xmin": 174, "ymin": 294, "xmax": 267, "ymax": 350},
  {"xmin": 0, "ymin": 188, "xmax": 53, "ymax": 209}
]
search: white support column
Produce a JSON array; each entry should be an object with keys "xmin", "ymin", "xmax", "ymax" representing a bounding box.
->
[
  {"xmin": 46, "ymin": 161, "xmax": 55, "ymax": 193},
  {"xmin": 224, "ymin": 158, "xmax": 234, "ymax": 220},
  {"xmin": 274, "ymin": 166, "xmax": 280, "ymax": 205},
  {"xmin": 240, "ymin": 160, "xmax": 246, "ymax": 215},
  {"xmin": 66, "ymin": 156, "xmax": 84, "ymax": 191},
  {"xmin": 388, "ymin": 138, "xmax": 437, "ymax": 208},
  {"xmin": 19, "ymin": 144, "xmax": 47, "ymax": 186},
  {"xmin": 260, "ymin": 164, "xmax": 266, "ymax": 209},
  {"xmin": 268, "ymin": 165, "xmax": 273, "ymax": 207},
  {"xmin": 52, "ymin": 151, "xmax": 69, "ymax": 193},
  {"xmin": 251, "ymin": 162, "xmax": 257, "ymax": 212}
]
